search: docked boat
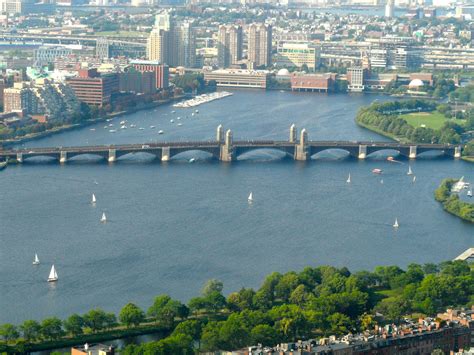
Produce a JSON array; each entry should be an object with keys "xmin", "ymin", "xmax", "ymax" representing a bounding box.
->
[
  {"xmin": 407, "ymin": 166, "xmax": 413, "ymax": 175},
  {"xmin": 393, "ymin": 218, "xmax": 399, "ymax": 228},
  {"xmin": 92, "ymin": 194, "xmax": 96, "ymax": 204},
  {"xmin": 47, "ymin": 265, "xmax": 58, "ymax": 282},
  {"xmin": 346, "ymin": 174, "xmax": 351, "ymax": 183},
  {"xmin": 0, "ymin": 161, "xmax": 7, "ymax": 170},
  {"xmin": 33, "ymin": 253, "xmax": 40, "ymax": 265},
  {"xmin": 100, "ymin": 212, "xmax": 107, "ymax": 223},
  {"xmin": 248, "ymin": 192, "xmax": 253, "ymax": 203},
  {"xmin": 372, "ymin": 168, "xmax": 383, "ymax": 174}
]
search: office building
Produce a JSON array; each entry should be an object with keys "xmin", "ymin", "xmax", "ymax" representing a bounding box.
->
[
  {"xmin": 147, "ymin": 13, "xmax": 196, "ymax": 68},
  {"xmin": 130, "ymin": 60, "xmax": 169, "ymax": 89},
  {"xmin": 385, "ymin": 0, "xmax": 394, "ymax": 18},
  {"xmin": 347, "ymin": 67, "xmax": 366, "ymax": 92},
  {"xmin": 276, "ymin": 42, "xmax": 319, "ymax": 70},
  {"xmin": 65, "ymin": 68, "xmax": 119, "ymax": 106},
  {"xmin": 217, "ymin": 25, "xmax": 243, "ymax": 68},
  {"xmin": 248, "ymin": 23, "xmax": 272, "ymax": 68},
  {"xmin": 290, "ymin": 73, "xmax": 336, "ymax": 92},
  {"xmin": 203, "ymin": 69, "xmax": 270, "ymax": 89}
]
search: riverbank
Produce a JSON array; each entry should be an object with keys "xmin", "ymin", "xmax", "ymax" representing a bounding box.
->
[
  {"xmin": 355, "ymin": 99, "xmax": 474, "ymax": 162},
  {"xmin": 434, "ymin": 178, "xmax": 474, "ymax": 223},
  {"xmin": 1, "ymin": 96, "xmax": 183, "ymax": 148},
  {"xmin": 0, "ymin": 323, "xmax": 169, "ymax": 353}
]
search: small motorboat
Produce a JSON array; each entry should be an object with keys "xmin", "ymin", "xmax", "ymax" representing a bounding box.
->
[
  {"xmin": 372, "ymin": 168, "xmax": 383, "ymax": 174},
  {"xmin": 150, "ymin": 126, "xmax": 156, "ymax": 129},
  {"xmin": 158, "ymin": 130, "xmax": 164, "ymax": 134}
]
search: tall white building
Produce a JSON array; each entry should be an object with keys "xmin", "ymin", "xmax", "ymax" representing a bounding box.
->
[{"xmin": 385, "ymin": 0, "xmax": 394, "ymax": 18}]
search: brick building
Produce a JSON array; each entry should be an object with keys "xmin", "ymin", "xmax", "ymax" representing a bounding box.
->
[
  {"xmin": 130, "ymin": 60, "xmax": 169, "ymax": 90},
  {"xmin": 66, "ymin": 68, "xmax": 119, "ymax": 106},
  {"xmin": 290, "ymin": 73, "xmax": 336, "ymax": 92}
]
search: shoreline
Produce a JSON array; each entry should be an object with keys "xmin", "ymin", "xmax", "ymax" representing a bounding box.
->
[{"xmin": 1, "ymin": 97, "xmax": 183, "ymax": 148}]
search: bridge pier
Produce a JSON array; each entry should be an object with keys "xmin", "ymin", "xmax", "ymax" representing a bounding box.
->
[
  {"xmin": 108, "ymin": 149, "xmax": 116, "ymax": 163},
  {"xmin": 295, "ymin": 129, "xmax": 309, "ymax": 161},
  {"xmin": 289, "ymin": 124, "xmax": 296, "ymax": 143},
  {"xmin": 161, "ymin": 147, "xmax": 170, "ymax": 162},
  {"xmin": 358, "ymin": 145, "xmax": 367, "ymax": 159},
  {"xmin": 454, "ymin": 146, "xmax": 462, "ymax": 159},
  {"xmin": 216, "ymin": 125, "xmax": 224, "ymax": 143},
  {"xmin": 16, "ymin": 153, "xmax": 23, "ymax": 163},
  {"xmin": 409, "ymin": 146, "xmax": 417, "ymax": 159},
  {"xmin": 60, "ymin": 151, "xmax": 67, "ymax": 164},
  {"xmin": 220, "ymin": 129, "xmax": 234, "ymax": 162}
]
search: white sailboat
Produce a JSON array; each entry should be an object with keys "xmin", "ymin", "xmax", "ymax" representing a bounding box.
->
[
  {"xmin": 100, "ymin": 212, "xmax": 107, "ymax": 223},
  {"xmin": 47, "ymin": 265, "xmax": 58, "ymax": 282},
  {"xmin": 407, "ymin": 166, "xmax": 413, "ymax": 175},
  {"xmin": 413, "ymin": 176, "xmax": 416, "ymax": 183},
  {"xmin": 393, "ymin": 218, "xmax": 399, "ymax": 228},
  {"xmin": 92, "ymin": 193, "xmax": 97, "ymax": 204},
  {"xmin": 380, "ymin": 179, "xmax": 384, "ymax": 184},
  {"xmin": 468, "ymin": 188, "xmax": 472, "ymax": 197},
  {"xmin": 248, "ymin": 192, "xmax": 253, "ymax": 203},
  {"xmin": 33, "ymin": 253, "xmax": 40, "ymax": 265},
  {"xmin": 346, "ymin": 174, "xmax": 351, "ymax": 183}
]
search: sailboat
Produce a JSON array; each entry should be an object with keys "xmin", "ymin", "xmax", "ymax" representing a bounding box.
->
[
  {"xmin": 413, "ymin": 176, "xmax": 416, "ymax": 183},
  {"xmin": 100, "ymin": 212, "xmax": 107, "ymax": 223},
  {"xmin": 248, "ymin": 192, "xmax": 253, "ymax": 203},
  {"xmin": 380, "ymin": 179, "xmax": 384, "ymax": 184},
  {"xmin": 407, "ymin": 166, "xmax": 413, "ymax": 175},
  {"xmin": 92, "ymin": 194, "xmax": 96, "ymax": 204},
  {"xmin": 346, "ymin": 174, "xmax": 351, "ymax": 183},
  {"xmin": 47, "ymin": 265, "xmax": 58, "ymax": 282},
  {"xmin": 33, "ymin": 253, "xmax": 40, "ymax": 265},
  {"xmin": 393, "ymin": 218, "xmax": 399, "ymax": 228},
  {"xmin": 468, "ymin": 188, "xmax": 472, "ymax": 197}
]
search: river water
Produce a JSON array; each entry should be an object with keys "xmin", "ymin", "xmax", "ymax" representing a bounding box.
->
[{"xmin": 1, "ymin": 90, "xmax": 472, "ymax": 325}]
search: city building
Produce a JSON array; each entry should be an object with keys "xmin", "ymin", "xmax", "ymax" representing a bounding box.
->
[
  {"xmin": 65, "ymin": 68, "xmax": 119, "ymax": 106},
  {"xmin": 146, "ymin": 13, "xmax": 196, "ymax": 68},
  {"xmin": 276, "ymin": 42, "xmax": 319, "ymax": 70},
  {"xmin": 290, "ymin": 73, "xmax": 336, "ymax": 92},
  {"xmin": 247, "ymin": 23, "xmax": 272, "ymax": 68},
  {"xmin": 3, "ymin": 80, "xmax": 80, "ymax": 122},
  {"xmin": 96, "ymin": 38, "xmax": 145, "ymax": 60},
  {"xmin": 347, "ymin": 67, "xmax": 367, "ymax": 92},
  {"xmin": 146, "ymin": 28, "xmax": 169, "ymax": 64},
  {"xmin": 217, "ymin": 25, "xmax": 243, "ymax": 68},
  {"xmin": 119, "ymin": 67, "xmax": 156, "ymax": 94},
  {"xmin": 0, "ymin": 0, "xmax": 54, "ymax": 15},
  {"xmin": 203, "ymin": 69, "xmax": 270, "ymax": 89},
  {"xmin": 71, "ymin": 343, "xmax": 115, "ymax": 355},
  {"xmin": 34, "ymin": 46, "xmax": 73, "ymax": 67},
  {"xmin": 385, "ymin": 0, "xmax": 394, "ymax": 18},
  {"xmin": 130, "ymin": 60, "xmax": 169, "ymax": 89}
]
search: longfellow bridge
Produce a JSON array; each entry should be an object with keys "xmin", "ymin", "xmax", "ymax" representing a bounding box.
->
[{"xmin": 0, "ymin": 125, "xmax": 463, "ymax": 164}]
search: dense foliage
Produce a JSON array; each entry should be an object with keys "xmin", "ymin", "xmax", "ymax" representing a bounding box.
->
[
  {"xmin": 435, "ymin": 179, "xmax": 474, "ymax": 223},
  {"xmin": 356, "ymin": 99, "xmax": 473, "ymax": 148},
  {"xmin": 1, "ymin": 261, "xmax": 472, "ymax": 354}
]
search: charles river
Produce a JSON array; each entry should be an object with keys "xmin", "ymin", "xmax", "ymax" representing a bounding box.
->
[{"xmin": 0, "ymin": 89, "xmax": 472, "ymax": 325}]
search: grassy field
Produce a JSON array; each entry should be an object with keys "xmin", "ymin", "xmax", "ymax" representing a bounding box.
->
[{"xmin": 400, "ymin": 111, "xmax": 465, "ymax": 130}]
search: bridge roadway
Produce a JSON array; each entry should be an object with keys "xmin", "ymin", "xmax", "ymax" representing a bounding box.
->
[{"xmin": 0, "ymin": 139, "xmax": 463, "ymax": 164}]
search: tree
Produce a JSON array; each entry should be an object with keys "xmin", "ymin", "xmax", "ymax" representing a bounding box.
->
[
  {"xmin": 148, "ymin": 295, "xmax": 187, "ymax": 328},
  {"xmin": 172, "ymin": 320, "xmax": 202, "ymax": 343},
  {"xmin": 201, "ymin": 321, "xmax": 224, "ymax": 352},
  {"xmin": 219, "ymin": 314, "xmax": 250, "ymax": 350},
  {"xmin": 0, "ymin": 323, "xmax": 19, "ymax": 342},
  {"xmin": 63, "ymin": 314, "xmax": 84, "ymax": 337},
  {"xmin": 119, "ymin": 303, "xmax": 145, "ymax": 328},
  {"xmin": 83, "ymin": 308, "xmax": 109, "ymax": 332},
  {"xmin": 202, "ymin": 279, "xmax": 224, "ymax": 297},
  {"xmin": 20, "ymin": 320, "xmax": 41, "ymax": 342},
  {"xmin": 40, "ymin": 317, "xmax": 64, "ymax": 341},
  {"xmin": 250, "ymin": 324, "xmax": 278, "ymax": 346}
]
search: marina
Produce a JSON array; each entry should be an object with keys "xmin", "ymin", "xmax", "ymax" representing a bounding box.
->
[{"xmin": 173, "ymin": 91, "xmax": 233, "ymax": 108}]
